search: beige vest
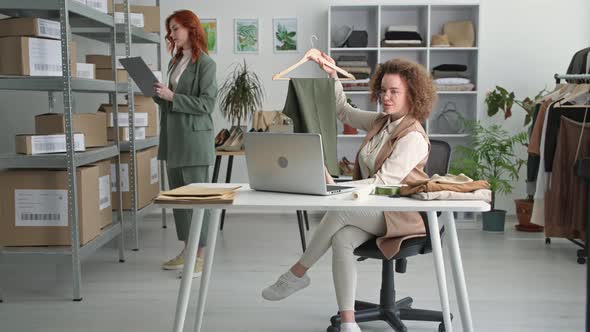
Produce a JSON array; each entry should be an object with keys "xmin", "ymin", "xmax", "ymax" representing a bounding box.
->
[{"xmin": 353, "ymin": 114, "xmax": 431, "ymax": 259}]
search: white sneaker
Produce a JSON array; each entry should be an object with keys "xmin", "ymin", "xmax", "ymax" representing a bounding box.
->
[
  {"xmin": 261, "ymin": 270, "xmax": 310, "ymax": 301},
  {"xmin": 178, "ymin": 257, "xmax": 204, "ymax": 279},
  {"xmin": 340, "ymin": 322, "xmax": 361, "ymax": 332}
]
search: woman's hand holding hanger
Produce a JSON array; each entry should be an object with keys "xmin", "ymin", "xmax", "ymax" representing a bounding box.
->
[{"xmin": 310, "ymin": 52, "xmax": 338, "ymax": 79}]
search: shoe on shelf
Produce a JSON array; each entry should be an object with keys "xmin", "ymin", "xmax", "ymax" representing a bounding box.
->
[
  {"xmin": 214, "ymin": 128, "xmax": 231, "ymax": 147},
  {"xmin": 178, "ymin": 257, "xmax": 204, "ymax": 279},
  {"xmin": 261, "ymin": 270, "xmax": 310, "ymax": 301},
  {"xmin": 163, "ymin": 251, "xmax": 185, "ymax": 270},
  {"xmin": 216, "ymin": 127, "xmax": 240, "ymax": 151},
  {"xmin": 222, "ymin": 129, "xmax": 244, "ymax": 152}
]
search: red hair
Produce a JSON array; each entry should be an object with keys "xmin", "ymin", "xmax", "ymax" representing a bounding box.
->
[{"xmin": 165, "ymin": 10, "xmax": 208, "ymax": 64}]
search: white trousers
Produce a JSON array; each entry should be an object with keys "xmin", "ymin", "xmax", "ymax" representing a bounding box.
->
[{"xmin": 299, "ymin": 210, "xmax": 386, "ymax": 311}]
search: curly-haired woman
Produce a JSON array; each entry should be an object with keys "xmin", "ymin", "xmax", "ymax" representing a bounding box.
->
[{"xmin": 261, "ymin": 55, "xmax": 437, "ymax": 332}]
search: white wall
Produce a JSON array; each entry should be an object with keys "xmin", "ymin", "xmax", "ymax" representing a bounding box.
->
[{"xmin": 0, "ymin": 0, "xmax": 588, "ymax": 214}]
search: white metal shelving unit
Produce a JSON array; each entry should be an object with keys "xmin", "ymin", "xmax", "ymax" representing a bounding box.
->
[
  {"xmin": 0, "ymin": 0, "xmax": 161, "ymax": 301},
  {"xmin": 328, "ymin": 2, "xmax": 480, "ymax": 163}
]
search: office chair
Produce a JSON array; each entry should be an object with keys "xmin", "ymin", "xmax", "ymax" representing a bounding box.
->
[{"xmin": 327, "ymin": 140, "xmax": 452, "ymax": 332}]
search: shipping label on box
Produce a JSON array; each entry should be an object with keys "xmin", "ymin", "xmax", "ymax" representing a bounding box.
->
[
  {"xmin": 37, "ymin": 19, "xmax": 61, "ymax": 40},
  {"xmin": 122, "ymin": 127, "xmax": 146, "ymax": 141},
  {"xmin": 15, "ymin": 190, "xmax": 68, "ymax": 227},
  {"xmin": 114, "ymin": 12, "xmax": 145, "ymax": 27},
  {"xmin": 86, "ymin": 0, "xmax": 108, "ymax": 13},
  {"xmin": 28, "ymin": 38, "xmax": 62, "ymax": 76},
  {"xmin": 108, "ymin": 112, "xmax": 148, "ymax": 127},
  {"xmin": 111, "ymin": 163, "xmax": 130, "ymax": 193},
  {"xmin": 76, "ymin": 63, "xmax": 95, "ymax": 79},
  {"xmin": 150, "ymin": 157, "xmax": 158, "ymax": 184},
  {"xmin": 29, "ymin": 133, "xmax": 85, "ymax": 155},
  {"xmin": 99, "ymin": 174, "xmax": 111, "ymax": 210}
]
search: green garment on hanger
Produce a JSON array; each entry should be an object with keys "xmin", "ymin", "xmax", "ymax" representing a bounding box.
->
[{"xmin": 282, "ymin": 78, "xmax": 338, "ymax": 175}]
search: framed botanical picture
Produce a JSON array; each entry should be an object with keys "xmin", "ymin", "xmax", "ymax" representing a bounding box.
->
[
  {"xmin": 201, "ymin": 18, "xmax": 218, "ymax": 54},
  {"xmin": 273, "ymin": 18, "xmax": 298, "ymax": 53},
  {"xmin": 234, "ymin": 18, "xmax": 259, "ymax": 54}
]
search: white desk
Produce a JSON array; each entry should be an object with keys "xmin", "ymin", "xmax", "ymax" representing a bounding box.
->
[{"xmin": 155, "ymin": 184, "xmax": 490, "ymax": 332}]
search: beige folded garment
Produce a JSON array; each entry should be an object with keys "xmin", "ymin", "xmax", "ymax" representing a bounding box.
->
[
  {"xmin": 340, "ymin": 66, "xmax": 371, "ymax": 74},
  {"xmin": 411, "ymin": 189, "xmax": 491, "ymax": 203},
  {"xmin": 160, "ymin": 185, "xmax": 241, "ymax": 197},
  {"xmin": 430, "ymin": 173, "xmax": 473, "ymax": 184},
  {"xmin": 435, "ymin": 83, "xmax": 475, "ymax": 91}
]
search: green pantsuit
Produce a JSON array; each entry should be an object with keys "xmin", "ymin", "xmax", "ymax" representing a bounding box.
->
[{"xmin": 153, "ymin": 52, "xmax": 218, "ymax": 245}]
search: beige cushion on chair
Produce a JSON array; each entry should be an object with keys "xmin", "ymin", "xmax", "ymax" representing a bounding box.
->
[{"xmin": 443, "ymin": 21, "xmax": 475, "ymax": 47}]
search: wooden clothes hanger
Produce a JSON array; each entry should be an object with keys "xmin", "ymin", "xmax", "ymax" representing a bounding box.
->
[
  {"xmin": 537, "ymin": 83, "xmax": 567, "ymax": 103},
  {"xmin": 272, "ymin": 48, "xmax": 356, "ymax": 81},
  {"xmin": 559, "ymin": 84, "xmax": 590, "ymax": 105}
]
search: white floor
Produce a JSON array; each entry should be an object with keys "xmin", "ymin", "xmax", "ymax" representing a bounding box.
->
[{"xmin": 0, "ymin": 212, "xmax": 585, "ymax": 332}]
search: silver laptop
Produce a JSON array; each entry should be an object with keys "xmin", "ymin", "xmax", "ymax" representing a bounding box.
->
[{"xmin": 244, "ymin": 133, "xmax": 356, "ymax": 196}]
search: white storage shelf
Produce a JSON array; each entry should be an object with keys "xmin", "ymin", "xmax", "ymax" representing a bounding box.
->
[{"xmin": 330, "ymin": 2, "xmax": 480, "ymax": 165}]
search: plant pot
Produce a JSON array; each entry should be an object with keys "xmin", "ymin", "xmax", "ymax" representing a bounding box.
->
[
  {"xmin": 514, "ymin": 199, "xmax": 543, "ymax": 232},
  {"xmin": 343, "ymin": 124, "xmax": 358, "ymax": 135},
  {"xmin": 482, "ymin": 210, "xmax": 507, "ymax": 232}
]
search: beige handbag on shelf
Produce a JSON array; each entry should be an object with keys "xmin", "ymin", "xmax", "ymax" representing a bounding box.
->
[
  {"xmin": 443, "ymin": 20, "xmax": 475, "ymax": 47},
  {"xmin": 251, "ymin": 111, "xmax": 293, "ymax": 133}
]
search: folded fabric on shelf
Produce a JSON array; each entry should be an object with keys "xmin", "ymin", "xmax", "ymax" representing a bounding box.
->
[
  {"xmin": 433, "ymin": 64, "xmax": 468, "ymax": 72},
  {"xmin": 339, "ymin": 66, "xmax": 371, "ymax": 74},
  {"xmin": 411, "ymin": 189, "xmax": 491, "ymax": 203},
  {"xmin": 433, "ymin": 77, "xmax": 471, "ymax": 85},
  {"xmin": 342, "ymin": 80, "xmax": 370, "ymax": 91},
  {"xmin": 432, "ymin": 70, "xmax": 468, "ymax": 79},
  {"xmin": 339, "ymin": 72, "xmax": 370, "ymax": 80},
  {"xmin": 386, "ymin": 25, "xmax": 419, "ymax": 32},
  {"xmin": 400, "ymin": 179, "xmax": 489, "ymax": 196},
  {"xmin": 338, "ymin": 55, "xmax": 368, "ymax": 62},
  {"xmin": 384, "ymin": 31, "xmax": 423, "ymax": 41},
  {"xmin": 381, "ymin": 40, "xmax": 423, "ymax": 47},
  {"xmin": 434, "ymin": 83, "xmax": 475, "ymax": 91},
  {"xmin": 337, "ymin": 60, "xmax": 369, "ymax": 67}
]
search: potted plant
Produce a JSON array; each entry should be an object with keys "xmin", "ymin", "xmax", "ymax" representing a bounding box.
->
[
  {"xmin": 451, "ymin": 120, "xmax": 528, "ymax": 232},
  {"xmin": 485, "ymin": 86, "xmax": 547, "ymax": 231},
  {"xmin": 218, "ymin": 59, "xmax": 264, "ymax": 128}
]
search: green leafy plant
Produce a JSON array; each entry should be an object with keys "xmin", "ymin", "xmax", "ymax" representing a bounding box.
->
[
  {"xmin": 237, "ymin": 23, "xmax": 258, "ymax": 51},
  {"xmin": 485, "ymin": 86, "xmax": 547, "ymax": 127},
  {"xmin": 275, "ymin": 23, "xmax": 296, "ymax": 51},
  {"xmin": 450, "ymin": 120, "xmax": 528, "ymax": 210},
  {"xmin": 218, "ymin": 60, "xmax": 264, "ymax": 127}
]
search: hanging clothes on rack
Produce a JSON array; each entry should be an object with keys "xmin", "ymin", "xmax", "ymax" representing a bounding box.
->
[{"xmin": 545, "ymin": 115, "xmax": 590, "ymax": 238}]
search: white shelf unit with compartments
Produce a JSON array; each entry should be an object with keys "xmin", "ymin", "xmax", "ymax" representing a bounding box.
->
[{"xmin": 328, "ymin": 2, "xmax": 480, "ymax": 166}]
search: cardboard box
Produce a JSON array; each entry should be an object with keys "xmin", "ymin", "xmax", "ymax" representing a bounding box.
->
[
  {"xmin": 86, "ymin": 0, "xmax": 110, "ymax": 14},
  {"xmin": 0, "ymin": 166, "xmax": 103, "ymax": 246},
  {"xmin": 0, "ymin": 37, "xmax": 76, "ymax": 76},
  {"xmin": 113, "ymin": 5, "xmax": 160, "ymax": 33},
  {"xmin": 107, "ymin": 126, "xmax": 146, "ymax": 141},
  {"xmin": 34, "ymin": 112, "xmax": 107, "ymax": 148},
  {"xmin": 113, "ymin": 12, "xmax": 144, "ymax": 27},
  {"xmin": 76, "ymin": 63, "xmax": 95, "ymax": 79},
  {"xmin": 130, "ymin": 95, "xmax": 158, "ymax": 137},
  {"xmin": 99, "ymin": 102, "xmax": 156, "ymax": 137},
  {"xmin": 0, "ymin": 17, "xmax": 61, "ymax": 40},
  {"xmin": 111, "ymin": 147, "xmax": 160, "ymax": 210},
  {"xmin": 93, "ymin": 159, "xmax": 113, "ymax": 229},
  {"xmin": 16, "ymin": 133, "xmax": 85, "ymax": 155},
  {"xmin": 85, "ymin": 54, "xmax": 124, "ymax": 69},
  {"xmin": 95, "ymin": 68, "xmax": 128, "ymax": 81}
]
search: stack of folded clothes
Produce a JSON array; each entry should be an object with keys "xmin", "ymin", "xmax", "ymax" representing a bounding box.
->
[
  {"xmin": 431, "ymin": 64, "xmax": 475, "ymax": 91},
  {"xmin": 337, "ymin": 55, "xmax": 371, "ymax": 80},
  {"xmin": 381, "ymin": 25, "xmax": 424, "ymax": 47},
  {"xmin": 399, "ymin": 173, "xmax": 491, "ymax": 202}
]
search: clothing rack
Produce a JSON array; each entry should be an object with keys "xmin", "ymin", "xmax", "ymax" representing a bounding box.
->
[{"xmin": 554, "ymin": 73, "xmax": 590, "ymax": 84}]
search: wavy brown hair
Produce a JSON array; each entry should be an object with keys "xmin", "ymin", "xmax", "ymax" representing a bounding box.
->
[
  {"xmin": 165, "ymin": 10, "xmax": 208, "ymax": 65},
  {"xmin": 369, "ymin": 58, "xmax": 436, "ymax": 123}
]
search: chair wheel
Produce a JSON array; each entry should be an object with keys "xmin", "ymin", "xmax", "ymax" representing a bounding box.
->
[
  {"xmin": 545, "ymin": 238, "xmax": 551, "ymax": 244},
  {"xmin": 327, "ymin": 326, "xmax": 340, "ymax": 332},
  {"xmin": 438, "ymin": 323, "xmax": 445, "ymax": 332},
  {"xmin": 578, "ymin": 257, "xmax": 586, "ymax": 264}
]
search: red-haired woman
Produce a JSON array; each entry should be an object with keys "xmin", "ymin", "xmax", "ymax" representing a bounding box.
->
[{"xmin": 153, "ymin": 10, "xmax": 217, "ymax": 277}]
